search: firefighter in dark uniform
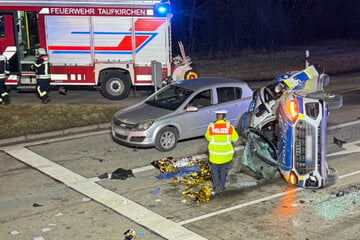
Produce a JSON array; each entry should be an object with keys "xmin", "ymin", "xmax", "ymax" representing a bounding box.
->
[
  {"xmin": 0, "ymin": 55, "xmax": 10, "ymax": 105},
  {"xmin": 34, "ymin": 48, "xmax": 51, "ymax": 104}
]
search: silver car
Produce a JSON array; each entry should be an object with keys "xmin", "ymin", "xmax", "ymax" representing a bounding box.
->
[{"xmin": 111, "ymin": 77, "xmax": 253, "ymax": 151}]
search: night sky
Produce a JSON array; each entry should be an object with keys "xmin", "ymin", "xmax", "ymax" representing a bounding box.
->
[{"xmin": 170, "ymin": 0, "xmax": 360, "ymax": 55}]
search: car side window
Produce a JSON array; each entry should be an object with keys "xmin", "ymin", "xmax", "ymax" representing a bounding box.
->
[
  {"xmin": 217, "ymin": 87, "xmax": 242, "ymax": 103},
  {"xmin": 188, "ymin": 89, "xmax": 212, "ymax": 109}
]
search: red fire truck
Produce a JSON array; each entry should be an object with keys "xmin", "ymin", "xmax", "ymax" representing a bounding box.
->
[{"xmin": 0, "ymin": 0, "xmax": 197, "ymax": 100}]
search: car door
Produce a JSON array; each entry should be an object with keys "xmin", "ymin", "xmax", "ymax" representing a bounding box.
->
[
  {"xmin": 179, "ymin": 89, "xmax": 214, "ymax": 139},
  {"xmin": 215, "ymin": 86, "xmax": 247, "ymax": 126}
]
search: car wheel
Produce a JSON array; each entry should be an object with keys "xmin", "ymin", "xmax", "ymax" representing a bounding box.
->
[
  {"xmin": 100, "ymin": 72, "xmax": 131, "ymax": 100},
  {"xmin": 155, "ymin": 127, "xmax": 178, "ymax": 152},
  {"xmin": 306, "ymin": 92, "xmax": 343, "ymax": 111},
  {"xmin": 325, "ymin": 167, "xmax": 339, "ymax": 186},
  {"xmin": 237, "ymin": 112, "xmax": 251, "ymax": 144}
]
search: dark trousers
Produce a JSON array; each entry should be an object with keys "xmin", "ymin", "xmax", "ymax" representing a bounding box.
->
[
  {"xmin": 0, "ymin": 78, "xmax": 6, "ymax": 95},
  {"xmin": 210, "ymin": 161, "xmax": 231, "ymax": 191},
  {"xmin": 36, "ymin": 79, "xmax": 50, "ymax": 98}
]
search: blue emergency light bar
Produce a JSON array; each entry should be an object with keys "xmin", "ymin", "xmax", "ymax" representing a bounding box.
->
[{"xmin": 154, "ymin": 3, "xmax": 170, "ymax": 16}]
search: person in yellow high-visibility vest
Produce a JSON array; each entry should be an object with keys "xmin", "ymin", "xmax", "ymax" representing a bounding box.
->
[{"xmin": 205, "ymin": 110, "xmax": 238, "ymax": 196}]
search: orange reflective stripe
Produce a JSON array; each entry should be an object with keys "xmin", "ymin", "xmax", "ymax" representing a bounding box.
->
[{"xmin": 209, "ymin": 123, "xmax": 233, "ymax": 135}]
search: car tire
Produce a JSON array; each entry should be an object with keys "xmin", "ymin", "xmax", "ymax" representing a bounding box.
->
[
  {"xmin": 237, "ymin": 112, "xmax": 251, "ymax": 144},
  {"xmin": 306, "ymin": 91, "xmax": 343, "ymax": 111},
  {"xmin": 155, "ymin": 127, "xmax": 178, "ymax": 152},
  {"xmin": 325, "ymin": 167, "xmax": 339, "ymax": 186},
  {"xmin": 100, "ymin": 72, "xmax": 131, "ymax": 100}
]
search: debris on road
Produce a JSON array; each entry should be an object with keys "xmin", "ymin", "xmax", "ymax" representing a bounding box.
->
[
  {"xmin": 10, "ymin": 230, "xmax": 20, "ymax": 235},
  {"xmin": 239, "ymin": 181, "xmax": 258, "ymax": 187},
  {"xmin": 41, "ymin": 227, "xmax": 51, "ymax": 233},
  {"xmin": 152, "ymin": 188, "xmax": 160, "ymax": 195},
  {"xmin": 152, "ymin": 156, "xmax": 213, "ymax": 203},
  {"xmin": 82, "ymin": 197, "xmax": 91, "ymax": 202},
  {"xmin": 313, "ymin": 184, "xmax": 360, "ymax": 220},
  {"xmin": 333, "ymin": 136, "xmax": 347, "ymax": 147},
  {"xmin": 33, "ymin": 203, "xmax": 43, "ymax": 207},
  {"xmin": 33, "ymin": 237, "xmax": 45, "ymax": 240},
  {"xmin": 54, "ymin": 212, "xmax": 63, "ymax": 217},
  {"xmin": 98, "ymin": 168, "xmax": 135, "ymax": 180},
  {"xmin": 123, "ymin": 229, "xmax": 136, "ymax": 240}
]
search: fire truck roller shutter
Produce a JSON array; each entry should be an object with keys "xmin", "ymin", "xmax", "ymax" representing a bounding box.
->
[{"xmin": 100, "ymin": 70, "xmax": 131, "ymax": 100}]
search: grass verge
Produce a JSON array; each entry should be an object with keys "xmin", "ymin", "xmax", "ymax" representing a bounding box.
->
[{"xmin": 1, "ymin": 104, "xmax": 120, "ymax": 139}]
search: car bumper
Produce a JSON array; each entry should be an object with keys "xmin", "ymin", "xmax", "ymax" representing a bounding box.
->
[{"xmin": 111, "ymin": 122, "xmax": 155, "ymax": 148}]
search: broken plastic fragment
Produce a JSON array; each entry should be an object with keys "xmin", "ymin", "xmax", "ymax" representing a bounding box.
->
[
  {"xmin": 41, "ymin": 227, "xmax": 51, "ymax": 233},
  {"xmin": 240, "ymin": 182, "xmax": 257, "ymax": 187},
  {"xmin": 33, "ymin": 237, "xmax": 45, "ymax": 240},
  {"xmin": 82, "ymin": 197, "xmax": 91, "ymax": 202},
  {"xmin": 98, "ymin": 172, "xmax": 108, "ymax": 179},
  {"xmin": 10, "ymin": 230, "xmax": 20, "ymax": 235}
]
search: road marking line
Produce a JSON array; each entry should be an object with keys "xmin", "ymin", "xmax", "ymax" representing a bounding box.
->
[
  {"xmin": 179, "ymin": 167, "xmax": 360, "ymax": 226},
  {"xmin": 4, "ymin": 146, "xmax": 206, "ymax": 240},
  {"xmin": 346, "ymin": 76, "xmax": 360, "ymax": 81},
  {"xmin": 327, "ymin": 140, "xmax": 360, "ymax": 157},
  {"xmin": 178, "ymin": 188, "xmax": 304, "ymax": 225},
  {"xmin": 328, "ymin": 119, "xmax": 360, "ymax": 130}
]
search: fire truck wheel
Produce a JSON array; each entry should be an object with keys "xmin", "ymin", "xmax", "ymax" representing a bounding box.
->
[
  {"xmin": 185, "ymin": 70, "xmax": 199, "ymax": 80},
  {"xmin": 155, "ymin": 127, "xmax": 178, "ymax": 152},
  {"xmin": 306, "ymin": 92, "xmax": 343, "ymax": 111},
  {"xmin": 101, "ymin": 72, "xmax": 131, "ymax": 100}
]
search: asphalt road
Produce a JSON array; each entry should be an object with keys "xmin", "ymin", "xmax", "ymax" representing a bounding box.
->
[{"xmin": 0, "ymin": 73, "xmax": 359, "ymax": 240}]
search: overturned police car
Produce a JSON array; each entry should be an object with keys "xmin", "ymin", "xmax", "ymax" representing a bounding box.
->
[{"xmin": 240, "ymin": 65, "xmax": 342, "ymax": 188}]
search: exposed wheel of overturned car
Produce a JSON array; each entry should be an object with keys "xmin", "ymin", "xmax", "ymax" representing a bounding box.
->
[
  {"xmin": 155, "ymin": 127, "xmax": 178, "ymax": 152},
  {"xmin": 237, "ymin": 112, "xmax": 253, "ymax": 144},
  {"xmin": 306, "ymin": 91, "xmax": 343, "ymax": 111}
]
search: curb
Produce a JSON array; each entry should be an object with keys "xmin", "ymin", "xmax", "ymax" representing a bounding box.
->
[{"xmin": 0, "ymin": 122, "xmax": 111, "ymax": 147}]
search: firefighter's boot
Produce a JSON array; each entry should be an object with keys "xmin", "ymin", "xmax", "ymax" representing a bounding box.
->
[
  {"xmin": 3, "ymin": 94, "xmax": 10, "ymax": 105},
  {"xmin": 42, "ymin": 95, "xmax": 51, "ymax": 104}
]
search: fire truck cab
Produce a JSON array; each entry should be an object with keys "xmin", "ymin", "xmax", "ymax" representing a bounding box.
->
[{"xmin": 0, "ymin": 0, "xmax": 175, "ymax": 100}]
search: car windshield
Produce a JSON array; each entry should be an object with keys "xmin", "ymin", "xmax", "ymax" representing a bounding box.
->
[{"xmin": 145, "ymin": 85, "xmax": 194, "ymax": 110}]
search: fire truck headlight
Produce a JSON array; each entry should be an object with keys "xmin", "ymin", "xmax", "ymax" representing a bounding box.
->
[
  {"xmin": 135, "ymin": 120, "xmax": 154, "ymax": 131},
  {"xmin": 155, "ymin": 3, "xmax": 170, "ymax": 16}
]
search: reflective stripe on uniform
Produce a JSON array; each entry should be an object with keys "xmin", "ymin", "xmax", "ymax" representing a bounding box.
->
[
  {"xmin": 209, "ymin": 150, "xmax": 234, "ymax": 155},
  {"xmin": 210, "ymin": 141, "xmax": 231, "ymax": 146},
  {"xmin": 37, "ymin": 75, "xmax": 50, "ymax": 79},
  {"xmin": 37, "ymin": 86, "xmax": 47, "ymax": 97}
]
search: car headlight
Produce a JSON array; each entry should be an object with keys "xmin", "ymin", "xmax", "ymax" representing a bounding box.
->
[{"xmin": 135, "ymin": 120, "xmax": 154, "ymax": 130}]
